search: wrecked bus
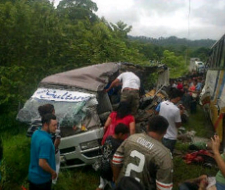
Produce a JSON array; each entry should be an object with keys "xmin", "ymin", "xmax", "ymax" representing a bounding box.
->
[
  {"xmin": 200, "ymin": 33, "xmax": 225, "ymax": 146},
  {"xmin": 17, "ymin": 62, "xmax": 169, "ymax": 168}
]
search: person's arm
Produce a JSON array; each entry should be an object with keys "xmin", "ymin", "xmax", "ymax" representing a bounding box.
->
[
  {"xmin": 175, "ymin": 122, "xmax": 182, "ymax": 129},
  {"xmin": 111, "ymin": 142, "xmax": 125, "ymax": 182},
  {"xmin": 178, "ymin": 175, "xmax": 207, "ymax": 190},
  {"xmin": 39, "ymin": 159, "xmax": 57, "ymax": 179},
  {"xmin": 104, "ymin": 116, "xmax": 112, "ymax": 132},
  {"xmin": 129, "ymin": 122, "xmax": 135, "ymax": 135},
  {"xmin": 105, "ymin": 79, "xmax": 120, "ymax": 92},
  {"xmin": 111, "ymin": 162, "xmax": 122, "ymax": 182},
  {"xmin": 155, "ymin": 103, "xmax": 161, "ymax": 115},
  {"xmin": 178, "ymin": 104, "xmax": 185, "ymax": 115},
  {"xmin": 211, "ymin": 135, "xmax": 225, "ymax": 177},
  {"xmin": 175, "ymin": 107, "xmax": 182, "ymax": 128},
  {"xmin": 198, "ymin": 175, "xmax": 208, "ymax": 190}
]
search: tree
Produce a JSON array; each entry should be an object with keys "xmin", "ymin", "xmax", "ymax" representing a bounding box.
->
[
  {"xmin": 57, "ymin": 0, "xmax": 98, "ymax": 22},
  {"xmin": 162, "ymin": 50, "xmax": 188, "ymax": 78},
  {"xmin": 110, "ymin": 21, "xmax": 132, "ymax": 39}
]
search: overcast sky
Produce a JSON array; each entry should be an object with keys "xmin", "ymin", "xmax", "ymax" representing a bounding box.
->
[{"xmin": 53, "ymin": 0, "xmax": 225, "ymax": 40}]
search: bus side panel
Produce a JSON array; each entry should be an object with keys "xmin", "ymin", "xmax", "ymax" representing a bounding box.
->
[
  {"xmin": 211, "ymin": 71, "xmax": 225, "ymax": 141},
  {"xmin": 216, "ymin": 71, "xmax": 225, "ymax": 142}
]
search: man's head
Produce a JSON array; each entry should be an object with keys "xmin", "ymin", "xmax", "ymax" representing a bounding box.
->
[
  {"xmin": 114, "ymin": 123, "xmax": 129, "ymax": 140},
  {"xmin": 117, "ymin": 101, "xmax": 131, "ymax": 119},
  {"xmin": 193, "ymin": 79, "xmax": 198, "ymax": 85},
  {"xmin": 168, "ymin": 87, "xmax": 184, "ymax": 103},
  {"xmin": 41, "ymin": 113, "xmax": 57, "ymax": 134},
  {"xmin": 147, "ymin": 115, "xmax": 169, "ymax": 139},
  {"xmin": 38, "ymin": 104, "xmax": 55, "ymax": 117}
]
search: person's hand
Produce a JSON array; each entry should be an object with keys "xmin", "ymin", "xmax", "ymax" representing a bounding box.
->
[
  {"xmin": 178, "ymin": 104, "xmax": 185, "ymax": 115},
  {"xmin": 51, "ymin": 171, "xmax": 57, "ymax": 180},
  {"xmin": 55, "ymin": 148, "xmax": 59, "ymax": 154},
  {"xmin": 178, "ymin": 104, "xmax": 185, "ymax": 110},
  {"xmin": 198, "ymin": 177, "xmax": 208, "ymax": 190},
  {"xmin": 211, "ymin": 135, "xmax": 220, "ymax": 155},
  {"xmin": 104, "ymin": 88, "xmax": 109, "ymax": 93},
  {"xmin": 104, "ymin": 126, "xmax": 108, "ymax": 133}
]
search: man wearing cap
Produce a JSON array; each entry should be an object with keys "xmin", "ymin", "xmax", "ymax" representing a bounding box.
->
[
  {"xmin": 112, "ymin": 115, "xmax": 173, "ymax": 190},
  {"xmin": 105, "ymin": 71, "xmax": 140, "ymax": 115},
  {"xmin": 28, "ymin": 113, "xmax": 57, "ymax": 190}
]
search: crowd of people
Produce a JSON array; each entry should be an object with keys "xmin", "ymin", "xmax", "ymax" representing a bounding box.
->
[
  {"xmin": 26, "ymin": 70, "xmax": 225, "ymax": 190},
  {"xmin": 97, "ymin": 71, "xmax": 225, "ymax": 190},
  {"xmin": 170, "ymin": 75, "xmax": 204, "ymax": 114}
]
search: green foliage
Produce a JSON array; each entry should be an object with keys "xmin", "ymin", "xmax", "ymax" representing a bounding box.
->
[
  {"xmin": 110, "ymin": 21, "xmax": 132, "ymax": 39},
  {"xmin": 0, "ymin": 112, "xmax": 22, "ymax": 132},
  {"xmin": 53, "ymin": 167, "xmax": 99, "ymax": 190},
  {"xmin": 190, "ymin": 47, "xmax": 210, "ymax": 62},
  {"xmin": 129, "ymin": 35, "xmax": 216, "ymax": 48},
  {"xmin": 0, "ymin": 131, "xmax": 30, "ymax": 189},
  {"xmin": 57, "ymin": 0, "xmax": 98, "ymax": 23},
  {"xmin": 161, "ymin": 50, "xmax": 189, "ymax": 78}
]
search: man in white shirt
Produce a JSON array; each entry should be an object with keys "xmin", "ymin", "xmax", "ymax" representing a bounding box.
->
[
  {"xmin": 159, "ymin": 87, "xmax": 184, "ymax": 153},
  {"xmin": 106, "ymin": 72, "xmax": 140, "ymax": 115}
]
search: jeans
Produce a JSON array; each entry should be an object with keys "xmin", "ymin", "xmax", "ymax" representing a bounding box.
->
[
  {"xmin": 162, "ymin": 138, "xmax": 176, "ymax": 153},
  {"xmin": 216, "ymin": 181, "xmax": 225, "ymax": 190}
]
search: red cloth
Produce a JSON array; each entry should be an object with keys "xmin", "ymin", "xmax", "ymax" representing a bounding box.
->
[
  {"xmin": 183, "ymin": 150, "xmax": 212, "ymax": 164},
  {"xmin": 101, "ymin": 112, "xmax": 134, "ymax": 145},
  {"xmin": 177, "ymin": 83, "xmax": 183, "ymax": 90},
  {"xmin": 189, "ymin": 85, "xmax": 196, "ymax": 96},
  {"xmin": 109, "ymin": 112, "xmax": 134, "ymax": 127}
]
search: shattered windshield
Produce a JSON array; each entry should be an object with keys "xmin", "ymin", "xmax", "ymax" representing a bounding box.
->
[{"xmin": 17, "ymin": 88, "xmax": 101, "ymax": 137}]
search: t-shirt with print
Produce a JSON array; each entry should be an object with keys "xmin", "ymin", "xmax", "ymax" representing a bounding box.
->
[
  {"xmin": 100, "ymin": 136, "xmax": 123, "ymax": 181},
  {"xmin": 112, "ymin": 133, "xmax": 173, "ymax": 190}
]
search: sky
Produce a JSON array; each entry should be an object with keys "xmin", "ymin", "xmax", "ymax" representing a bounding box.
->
[{"xmin": 53, "ymin": 0, "xmax": 225, "ymax": 40}]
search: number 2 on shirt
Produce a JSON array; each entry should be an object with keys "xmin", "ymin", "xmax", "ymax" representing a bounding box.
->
[{"xmin": 125, "ymin": 150, "xmax": 145, "ymax": 182}]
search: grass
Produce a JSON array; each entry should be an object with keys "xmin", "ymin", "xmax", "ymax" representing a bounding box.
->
[
  {"xmin": 172, "ymin": 105, "xmax": 218, "ymax": 189},
  {"xmin": 0, "ymin": 104, "xmax": 218, "ymax": 189},
  {"xmin": 182, "ymin": 105, "xmax": 214, "ymax": 138}
]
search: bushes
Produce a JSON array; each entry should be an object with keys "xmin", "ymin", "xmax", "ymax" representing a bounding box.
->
[{"xmin": 0, "ymin": 132, "xmax": 30, "ymax": 189}]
